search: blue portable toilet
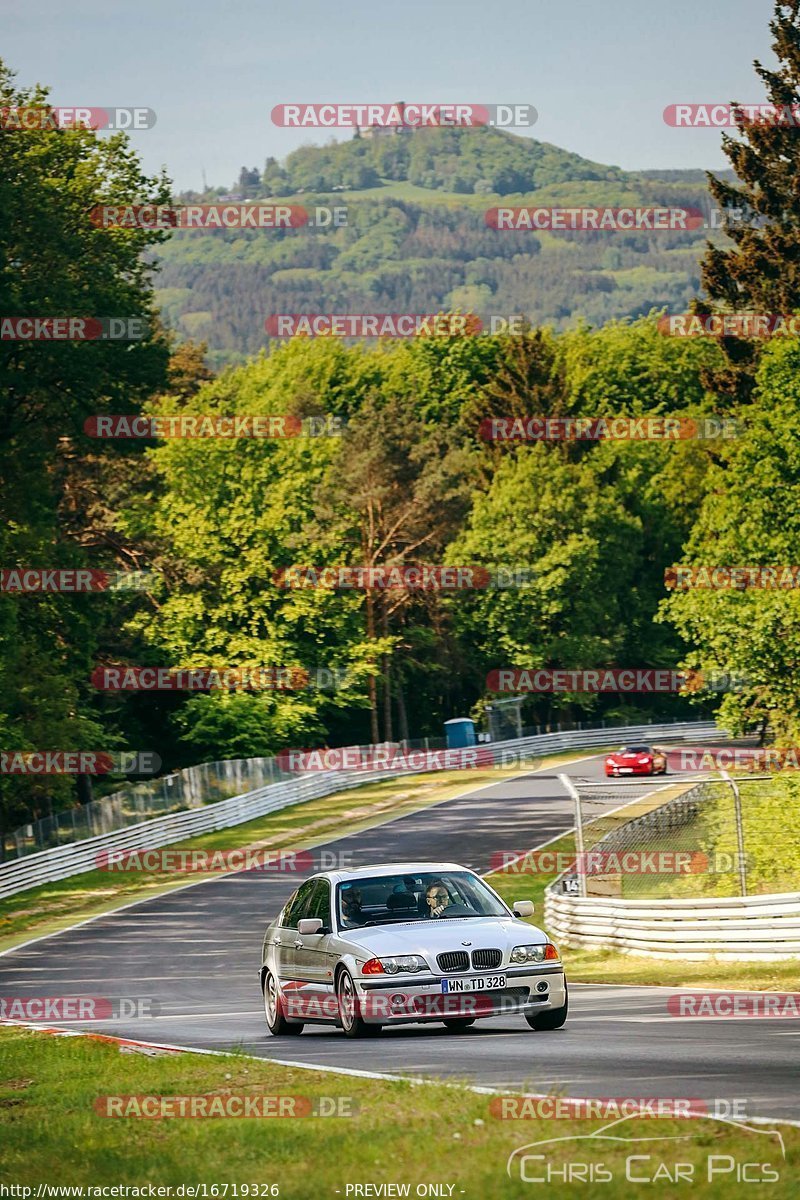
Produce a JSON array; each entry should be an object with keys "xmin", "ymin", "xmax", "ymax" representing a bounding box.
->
[{"xmin": 444, "ymin": 717, "xmax": 476, "ymax": 749}]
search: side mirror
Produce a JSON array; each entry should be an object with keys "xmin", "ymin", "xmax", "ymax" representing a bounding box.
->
[
  {"xmin": 297, "ymin": 917, "xmax": 324, "ymax": 935},
  {"xmin": 512, "ymin": 900, "xmax": 535, "ymax": 917}
]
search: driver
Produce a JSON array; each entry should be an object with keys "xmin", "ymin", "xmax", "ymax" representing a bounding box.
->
[{"xmin": 425, "ymin": 880, "xmax": 473, "ymax": 918}]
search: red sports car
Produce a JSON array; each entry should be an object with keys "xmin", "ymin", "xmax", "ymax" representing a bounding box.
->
[{"xmin": 604, "ymin": 744, "xmax": 668, "ymax": 777}]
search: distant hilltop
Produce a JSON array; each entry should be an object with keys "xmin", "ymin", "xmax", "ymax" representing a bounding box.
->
[
  {"xmin": 356, "ymin": 101, "xmax": 411, "ymax": 138},
  {"xmin": 207, "ymin": 124, "xmax": 628, "ymax": 202}
]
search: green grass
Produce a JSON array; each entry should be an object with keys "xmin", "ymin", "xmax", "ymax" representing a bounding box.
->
[
  {"xmin": 259, "ymin": 176, "xmax": 708, "ymax": 211},
  {"xmin": 554, "ymin": 949, "xmax": 800, "ymax": 991},
  {"xmin": 1, "ymin": 1026, "xmax": 796, "ymax": 1197}
]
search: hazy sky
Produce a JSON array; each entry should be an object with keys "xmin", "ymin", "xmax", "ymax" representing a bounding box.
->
[{"xmin": 5, "ymin": 0, "xmax": 777, "ymax": 191}]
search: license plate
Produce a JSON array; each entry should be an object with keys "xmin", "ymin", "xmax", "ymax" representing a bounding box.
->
[
  {"xmin": 441, "ymin": 975, "xmax": 506, "ymax": 993},
  {"xmin": 618, "ymin": 767, "xmax": 634, "ymax": 773}
]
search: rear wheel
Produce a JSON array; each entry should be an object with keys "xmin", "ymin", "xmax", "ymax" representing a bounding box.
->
[
  {"xmin": 525, "ymin": 981, "xmax": 568, "ymax": 1030},
  {"xmin": 263, "ymin": 971, "xmax": 304, "ymax": 1036},
  {"xmin": 442, "ymin": 1018, "xmax": 476, "ymax": 1032}
]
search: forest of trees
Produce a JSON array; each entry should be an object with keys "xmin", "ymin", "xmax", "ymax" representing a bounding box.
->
[
  {"xmin": 2, "ymin": 0, "xmax": 800, "ymax": 847},
  {"xmin": 161, "ymin": 133, "xmax": 724, "ymax": 367},
  {"xmin": 156, "ymin": 184, "xmax": 710, "ymax": 367}
]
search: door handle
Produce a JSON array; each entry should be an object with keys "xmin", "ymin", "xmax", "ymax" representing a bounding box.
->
[
  {"xmin": 273, "ymin": 938, "xmax": 281, "ymax": 946},
  {"xmin": 294, "ymin": 939, "xmax": 303, "ymax": 949}
]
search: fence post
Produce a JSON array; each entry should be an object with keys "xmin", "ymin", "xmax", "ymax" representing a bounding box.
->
[
  {"xmin": 558, "ymin": 772, "xmax": 586, "ymax": 898},
  {"xmin": 719, "ymin": 769, "xmax": 748, "ymax": 897}
]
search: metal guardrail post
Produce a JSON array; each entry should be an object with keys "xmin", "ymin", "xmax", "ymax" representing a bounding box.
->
[
  {"xmin": 719, "ymin": 769, "xmax": 748, "ymax": 897},
  {"xmin": 558, "ymin": 772, "xmax": 586, "ymax": 898}
]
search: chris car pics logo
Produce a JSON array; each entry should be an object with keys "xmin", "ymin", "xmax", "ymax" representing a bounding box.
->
[{"xmin": 506, "ymin": 1113, "xmax": 784, "ymax": 1184}]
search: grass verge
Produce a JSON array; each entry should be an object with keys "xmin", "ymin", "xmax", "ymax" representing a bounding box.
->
[{"xmin": 0, "ymin": 1025, "xmax": 796, "ymax": 1197}]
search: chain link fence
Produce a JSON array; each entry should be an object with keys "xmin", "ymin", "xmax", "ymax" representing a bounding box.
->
[
  {"xmin": 558, "ymin": 769, "xmax": 800, "ymax": 900},
  {"xmin": 2, "ymin": 721, "xmax": 717, "ymax": 863},
  {"xmin": 484, "ymin": 703, "xmax": 688, "ymax": 744},
  {"xmin": 1, "ymin": 737, "xmax": 454, "ymax": 861},
  {"xmin": 2, "ymin": 758, "xmax": 276, "ymax": 861}
]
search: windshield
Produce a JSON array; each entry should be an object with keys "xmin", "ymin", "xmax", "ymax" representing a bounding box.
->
[
  {"xmin": 336, "ymin": 871, "xmax": 509, "ymax": 930},
  {"xmin": 620, "ymin": 745, "xmax": 652, "ymax": 754}
]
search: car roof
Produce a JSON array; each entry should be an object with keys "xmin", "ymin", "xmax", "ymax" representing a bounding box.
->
[{"xmin": 308, "ymin": 862, "xmax": 471, "ymax": 885}]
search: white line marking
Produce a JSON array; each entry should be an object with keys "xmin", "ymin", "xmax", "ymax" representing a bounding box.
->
[{"xmin": 3, "ymin": 1018, "xmax": 799, "ymax": 1128}]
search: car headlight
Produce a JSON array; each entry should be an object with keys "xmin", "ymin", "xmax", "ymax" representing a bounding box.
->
[
  {"xmin": 510, "ymin": 942, "xmax": 560, "ymax": 964},
  {"xmin": 382, "ymin": 955, "xmax": 428, "ymax": 973},
  {"xmin": 637, "ymin": 755, "xmax": 650, "ymax": 763},
  {"xmin": 362, "ymin": 955, "xmax": 428, "ymax": 975}
]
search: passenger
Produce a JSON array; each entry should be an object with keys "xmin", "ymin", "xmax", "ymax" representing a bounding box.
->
[{"xmin": 340, "ymin": 886, "xmax": 366, "ymax": 926}]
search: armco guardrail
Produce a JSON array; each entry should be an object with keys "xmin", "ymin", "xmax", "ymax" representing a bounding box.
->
[
  {"xmin": 544, "ymin": 888, "xmax": 800, "ymax": 960},
  {"xmin": 0, "ymin": 720, "xmax": 720, "ymax": 900}
]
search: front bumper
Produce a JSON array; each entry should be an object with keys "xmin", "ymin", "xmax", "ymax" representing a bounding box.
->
[
  {"xmin": 356, "ymin": 963, "xmax": 566, "ymax": 1024},
  {"xmin": 605, "ymin": 762, "xmax": 653, "ymax": 776}
]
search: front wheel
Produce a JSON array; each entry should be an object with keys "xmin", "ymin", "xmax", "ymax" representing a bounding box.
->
[
  {"xmin": 525, "ymin": 981, "xmax": 568, "ymax": 1030},
  {"xmin": 263, "ymin": 971, "xmax": 304, "ymax": 1036},
  {"xmin": 336, "ymin": 968, "xmax": 377, "ymax": 1038},
  {"xmin": 442, "ymin": 1018, "xmax": 476, "ymax": 1032}
]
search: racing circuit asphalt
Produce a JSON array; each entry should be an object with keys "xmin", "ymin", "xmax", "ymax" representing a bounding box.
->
[{"xmin": 1, "ymin": 748, "xmax": 798, "ymax": 1122}]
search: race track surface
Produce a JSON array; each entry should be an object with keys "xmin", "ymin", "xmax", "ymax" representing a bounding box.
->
[{"xmin": 2, "ymin": 750, "xmax": 796, "ymax": 1121}]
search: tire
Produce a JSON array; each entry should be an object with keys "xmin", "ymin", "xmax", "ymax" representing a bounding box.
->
[
  {"xmin": 263, "ymin": 971, "xmax": 304, "ymax": 1036},
  {"xmin": 525, "ymin": 981, "xmax": 568, "ymax": 1030},
  {"xmin": 442, "ymin": 1018, "xmax": 476, "ymax": 1032},
  {"xmin": 336, "ymin": 968, "xmax": 377, "ymax": 1038}
]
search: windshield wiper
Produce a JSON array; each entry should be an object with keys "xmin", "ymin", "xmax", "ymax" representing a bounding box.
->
[
  {"xmin": 437, "ymin": 913, "xmax": 485, "ymax": 919},
  {"xmin": 358, "ymin": 916, "xmax": 426, "ymax": 927}
]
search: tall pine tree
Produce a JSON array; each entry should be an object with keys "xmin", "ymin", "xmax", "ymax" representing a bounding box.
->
[{"xmin": 699, "ymin": 1, "xmax": 800, "ymax": 399}]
